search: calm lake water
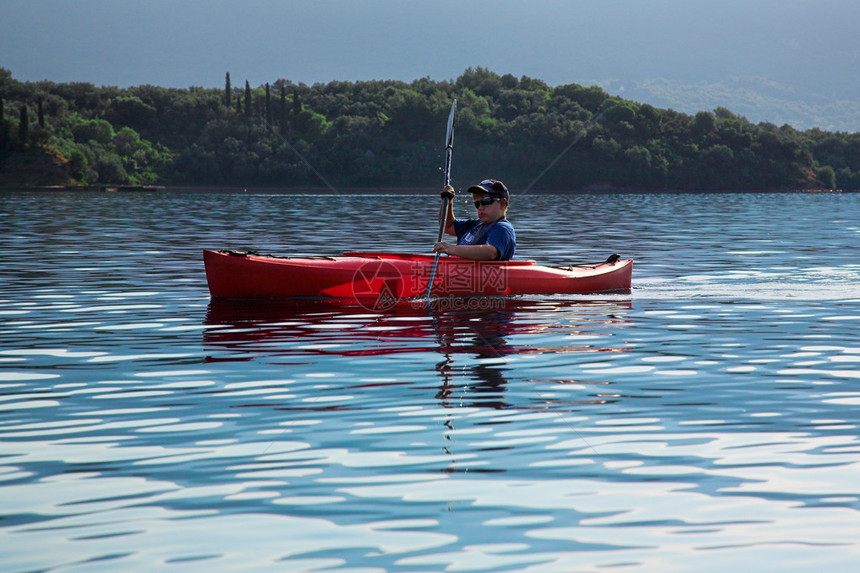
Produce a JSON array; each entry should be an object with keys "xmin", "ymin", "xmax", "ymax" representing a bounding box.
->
[{"xmin": 1, "ymin": 190, "xmax": 859, "ymax": 572}]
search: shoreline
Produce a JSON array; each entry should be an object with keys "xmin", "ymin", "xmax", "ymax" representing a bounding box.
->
[{"xmin": 0, "ymin": 185, "xmax": 852, "ymax": 194}]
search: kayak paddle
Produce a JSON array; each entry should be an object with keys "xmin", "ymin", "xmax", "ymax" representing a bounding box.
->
[{"xmin": 425, "ymin": 99, "xmax": 457, "ymax": 298}]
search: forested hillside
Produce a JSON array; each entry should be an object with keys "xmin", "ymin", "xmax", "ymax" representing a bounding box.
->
[{"xmin": 2, "ymin": 67, "xmax": 859, "ymax": 190}]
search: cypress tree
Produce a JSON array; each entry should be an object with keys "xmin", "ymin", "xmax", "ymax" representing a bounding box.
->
[
  {"xmin": 244, "ymin": 80, "xmax": 251, "ymax": 119},
  {"xmin": 19, "ymin": 105, "xmax": 29, "ymax": 145},
  {"xmin": 224, "ymin": 72, "xmax": 232, "ymax": 107},
  {"xmin": 0, "ymin": 97, "xmax": 7, "ymax": 151},
  {"xmin": 265, "ymin": 83, "xmax": 272, "ymax": 127},
  {"xmin": 279, "ymin": 84, "xmax": 287, "ymax": 132}
]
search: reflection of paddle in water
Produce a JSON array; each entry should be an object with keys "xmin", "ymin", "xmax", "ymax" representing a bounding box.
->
[
  {"xmin": 431, "ymin": 306, "xmax": 515, "ymax": 410},
  {"xmin": 426, "ymin": 300, "xmax": 633, "ymax": 456}
]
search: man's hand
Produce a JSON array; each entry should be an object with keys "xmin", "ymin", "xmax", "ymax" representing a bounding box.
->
[{"xmin": 433, "ymin": 241, "xmax": 454, "ymax": 255}]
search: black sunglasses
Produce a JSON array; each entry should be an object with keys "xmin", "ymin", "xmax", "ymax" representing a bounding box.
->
[{"xmin": 473, "ymin": 197, "xmax": 500, "ymax": 208}]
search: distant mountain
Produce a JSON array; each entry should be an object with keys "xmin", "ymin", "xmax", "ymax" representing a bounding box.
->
[{"xmin": 594, "ymin": 77, "xmax": 860, "ymax": 133}]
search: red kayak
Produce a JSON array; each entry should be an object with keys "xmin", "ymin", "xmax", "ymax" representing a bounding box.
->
[{"xmin": 203, "ymin": 249, "xmax": 632, "ymax": 301}]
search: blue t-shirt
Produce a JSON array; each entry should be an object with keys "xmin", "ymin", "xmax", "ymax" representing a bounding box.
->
[{"xmin": 453, "ymin": 218, "xmax": 516, "ymax": 261}]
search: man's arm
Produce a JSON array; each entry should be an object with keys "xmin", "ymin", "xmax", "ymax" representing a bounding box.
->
[{"xmin": 432, "ymin": 242, "xmax": 500, "ymax": 261}]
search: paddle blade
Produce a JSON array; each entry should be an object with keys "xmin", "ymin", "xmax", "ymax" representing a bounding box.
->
[{"xmin": 445, "ymin": 99, "xmax": 456, "ymax": 149}]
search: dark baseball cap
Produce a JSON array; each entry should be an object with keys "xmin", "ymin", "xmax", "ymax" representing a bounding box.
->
[{"xmin": 467, "ymin": 179, "xmax": 509, "ymax": 201}]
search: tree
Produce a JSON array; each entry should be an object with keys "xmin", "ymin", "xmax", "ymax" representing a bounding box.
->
[
  {"xmin": 624, "ymin": 145, "xmax": 652, "ymax": 184},
  {"xmin": 72, "ymin": 116, "xmax": 114, "ymax": 144},
  {"xmin": 692, "ymin": 111, "xmax": 716, "ymax": 136},
  {"xmin": 816, "ymin": 165, "xmax": 836, "ymax": 189},
  {"xmin": 552, "ymin": 83, "xmax": 609, "ymax": 112},
  {"xmin": 456, "ymin": 66, "xmax": 503, "ymax": 96},
  {"xmin": 37, "ymin": 99, "xmax": 45, "ymax": 128},
  {"xmin": 265, "ymin": 82, "xmax": 272, "ymax": 127},
  {"xmin": 279, "ymin": 84, "xmax": 287, "ymax": 132},
  {"xmin": 104, "ymin": 96, "xmax": 156, "ymax": 132},
  {"xmin": 224, "ymin": 72, "xmax": 231, "ymax": 107},
  {"xmin": 18, "ymin": 105, "xmax": 29, "ymax": 145},
  {"xmin": 0, "ymin": 97, "xmax": 9, "ymax": 154},
  {"xmin": 244, "ymin": 80, "xmax": 251, "ymax": 119},
  {"xmin": 601, "ymin": 98, "xmax": 637, "ymax": 125}
]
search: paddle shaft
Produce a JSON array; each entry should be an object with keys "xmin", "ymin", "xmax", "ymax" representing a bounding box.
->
[
  {"xmin": 425, "ymin": 100, "xmax": 456, "ymax": 298},
  {"xmin": 435, "ymin": 145, "xmax": 454, "ymax": 242}
]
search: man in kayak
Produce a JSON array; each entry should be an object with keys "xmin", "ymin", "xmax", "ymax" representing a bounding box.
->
[{"xmin": 433, "ymin": 179, "xmax": 516, "ymax": 261}]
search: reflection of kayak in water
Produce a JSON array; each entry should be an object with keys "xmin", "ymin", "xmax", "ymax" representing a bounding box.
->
[
  {"xmin": 203, "ymin": 298, "xmax": 633, "ymax": 411},
  {"xmin": 202, "ymin": 297, "xmax": 632, "ymax": 360},
  {"xmin": 203, "ymin": 249, "xmax": 632, "ymax": 302}
]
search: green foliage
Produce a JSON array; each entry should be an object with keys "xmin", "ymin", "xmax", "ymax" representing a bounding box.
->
[
  {"xmin": 0, "ymin": 67, "xmax": 858, "ymax": 190},
  {"xmin": 602, "ymin": 98, "xmax": 637, "ymax": 125},
  {"xmin": 816, "ymin": 165, "xmax": 836, "ymax": 189},
  {"xmin": 552, "ymin": 84, "xmax": 609, "ymax": 113},
  {"xmin": 691, "ymin": 111, "xmax": 716, "ymax": 136},
  {"xmin": 71, "ymin": 115, "xmax": 114, "ymax": 144},
  {"xmin": 103, "ymin": 96, "xmax": 156, "ymax": 132},
  {"xmin": 265, "ymin": 83, "xmax": 272, "ymax": 126},
  {"xmin": 18, "ymin": 105, "xmax": 29, "ymax": 145},
  {"xmin": 0, "ymin": 98, "xmax": 8, "ymax": 155}
]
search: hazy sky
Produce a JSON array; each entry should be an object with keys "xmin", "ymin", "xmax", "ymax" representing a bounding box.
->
[{"xmin": 3, "ymin": 0, "xmax": 859, "ymax": 97}]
